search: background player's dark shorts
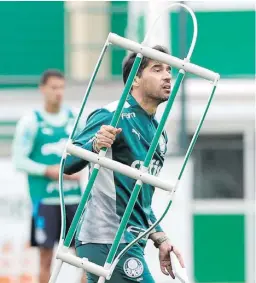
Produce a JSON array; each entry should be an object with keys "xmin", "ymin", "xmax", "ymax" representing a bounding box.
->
[
  {"xmin": 76, "ymin": 241, "xmax": 155, "ymax": 283},
  {"xmin": 30, "ymin": 203, "xmax": 78, "ymax": 249}
]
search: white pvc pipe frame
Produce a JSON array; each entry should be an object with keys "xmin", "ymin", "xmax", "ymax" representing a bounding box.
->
[
  {"xmin": 114, "ymin": 2, "xmax": 218, "ymax": 82},
  {"xmin": 67, "ymin": 143, "xmax": 175, "ymax": 192},
  {"xmin": 108, "ymin": 32, "xmax": 218, "ymax": 81},
  {"xmin": 57, "ymin": 252, "xmax": 109, "ymax": 278},
  {"xmin": 51, "ymin": 3, "xmax": 219, "ymax": 283}
]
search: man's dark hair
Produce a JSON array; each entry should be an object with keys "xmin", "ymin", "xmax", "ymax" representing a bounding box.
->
[
  {"xmin": 122, "ymin": 45, "xmax": 170, "ymax": 84},
  {"xmin": 40, "ymin": 69, "xmax": 64, "ymax": 85}
]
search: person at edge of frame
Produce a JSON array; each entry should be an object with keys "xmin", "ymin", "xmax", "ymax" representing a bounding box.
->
[{"xmin": 12, "ymin": 69, "xmax": 87, "ymax": 283}]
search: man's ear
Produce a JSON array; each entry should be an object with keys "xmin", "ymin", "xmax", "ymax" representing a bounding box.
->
[{"xmin": 133, "ymin": 76, "xmax": 140, "ymax": 88}]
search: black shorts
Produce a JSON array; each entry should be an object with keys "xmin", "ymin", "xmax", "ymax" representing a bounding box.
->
[{"xmin": 30, "ymin": 203, "xmax": 78, "ymax": 249}]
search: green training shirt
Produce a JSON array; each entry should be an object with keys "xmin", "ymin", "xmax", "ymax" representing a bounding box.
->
[
  {"xmin": 13, "ymin": 107, "xmax": 82, "ymax": 205},
  {"xmin": 65, "ymin": 95, "xmax": 168, "ymax": 246}
]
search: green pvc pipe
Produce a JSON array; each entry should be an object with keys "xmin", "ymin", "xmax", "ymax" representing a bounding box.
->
[
  {"xmin": 105, "ymin": 70, "xmax": 185, "ymax": 265},
  {"xmin": 63, "ymin": 54, "xmax": 143, "ymax": 247}
]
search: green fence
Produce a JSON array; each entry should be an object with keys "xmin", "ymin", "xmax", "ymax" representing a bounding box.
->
[
  {"xmin": 194, "ymin": 214, "xmax": 245, "ymax": 283},
  {"xmin": 0, "ymin": 1, "xmax": 64, "ymax": 88},
  {"xmin": 0, "ymin": 2, "xmax": 253, "ymax": 87},
  {"xmin": 171, "ymin": 10, "xmax": 255, "ymax": 77}
]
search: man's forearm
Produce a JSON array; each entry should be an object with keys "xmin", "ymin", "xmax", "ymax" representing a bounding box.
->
[
  {"xmin": 64, "ymin": 154, "xmax": 88, "ymax": 175},
  {"xmin": 14, "ymin": 156, "xmax": 47, "ymax": 176},
  {"xmin": 64, "ymin": 140, "xmax": 94, "ymax": 174}
]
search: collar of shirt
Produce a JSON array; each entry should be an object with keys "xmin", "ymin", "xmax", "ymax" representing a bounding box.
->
[{"xmin": 127, "ymin": 94, "xmax": 156, "ymax": 120}]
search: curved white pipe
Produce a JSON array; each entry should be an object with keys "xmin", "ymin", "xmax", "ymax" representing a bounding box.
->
[{"xmin": 143, "ymin": 3, "xmax": 198, "ymax": 61}]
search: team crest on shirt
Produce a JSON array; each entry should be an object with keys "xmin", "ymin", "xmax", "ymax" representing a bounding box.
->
[{"xmin": 123, "ymin": 257, "xmax": 144, "ymax": 278}]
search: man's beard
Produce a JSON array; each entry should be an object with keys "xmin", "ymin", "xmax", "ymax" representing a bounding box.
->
[
  {"xmin": 154, "ymin": 91, "xmax": 170, "ymax": 104},
  {"xmin": 146, "ymin": 88, "xmax": 170, "ymax": 105},
  {"xmin": 159, "ymin": 95, "xmax": 169, "ymax": 102}
]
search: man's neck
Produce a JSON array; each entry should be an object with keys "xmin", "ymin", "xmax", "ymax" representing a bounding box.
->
[
  {"xmin": 131, "ymin": 91, "xmax": 158, "ymax": 115},
  {"xmin": 44, "ymin": 104, "xmax": 60, "ymax": 114}
]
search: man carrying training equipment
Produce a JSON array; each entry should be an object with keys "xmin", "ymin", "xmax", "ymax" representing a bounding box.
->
[
  {"xmin": 12, "ymin": 70, "xmax": 84, "ymax": 283},
  {"xmin": 65, "ymin": 46, "xmax": 185, "ymax": 283}
]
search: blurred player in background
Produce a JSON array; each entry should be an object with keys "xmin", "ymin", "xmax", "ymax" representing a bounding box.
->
[{"xmin": 12, "ymin": 69, "xmax": 86, "ymax": 283}]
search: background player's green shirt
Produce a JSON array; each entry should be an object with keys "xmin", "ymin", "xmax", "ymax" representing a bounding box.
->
[
  {"xmin": 12, "ymin": 107, "xmax": 82, "ymax": 205},
  {"xmin": 65, "ymin": 95, "xmax": 168, "ymax": 246}
]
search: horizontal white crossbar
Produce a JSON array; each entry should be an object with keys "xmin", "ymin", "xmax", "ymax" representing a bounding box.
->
[
  {"xmin": 67, "ymin": 144, "xmax": 174, "ymax": 192},
  {"xmin": 108, "ymin": 33, "xmax": 219, "ymax": 82},
  {"xmin": 56, "ymin": 252, "xmax": 110, "ymax": 278}
]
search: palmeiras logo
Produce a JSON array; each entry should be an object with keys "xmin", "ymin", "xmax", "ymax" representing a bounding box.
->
[{"xmin": 123, "ymin": 257, "xmax": 144, "ymax": 278}]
